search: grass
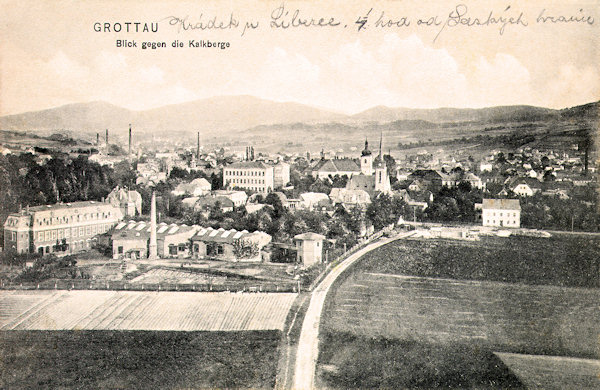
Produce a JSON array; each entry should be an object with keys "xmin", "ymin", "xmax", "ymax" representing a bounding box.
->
[
  {"xmin": 316, "ymin": 234, "xmax": 600, "ymax": 388},
  {"xmin": 0, "ymin": 330, "xmax": 280, "ymax": 389},
  {"xmin": 322, "ymin": 272, "xmax": 600, "ymax": 358},
  {"xmin": 318, "ymin": 331, "xmax": 523, "ymax": 389},
  {"xmin": 357, "ymin": 234, "xmax": 600, "ymax": 288}
]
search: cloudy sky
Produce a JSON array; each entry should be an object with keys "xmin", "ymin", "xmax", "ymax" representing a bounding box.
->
[{"xmin": 1, "ymin": 0, "xmax": 598, "ymax": 115}]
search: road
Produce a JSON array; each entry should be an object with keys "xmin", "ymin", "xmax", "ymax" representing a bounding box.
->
[{"xmin": 292, "ymin": 231, "xmax": 414, "ymax": 389}]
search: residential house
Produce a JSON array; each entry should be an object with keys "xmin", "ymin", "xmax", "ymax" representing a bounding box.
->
[
  {"xmin": 211, "ymin": 190, "xmax": 248, "ymax": 207},
  {"xmin": 482, "ymin": 198, "xmax": 521, "ymax": 228},
  {"xmin": 106, "ymin": 186, "xmax": 142, "ymax": 217},
  {"xmin": 508, "ymin": 177, "xmax": 543, "ymax": 197},
  {"xmin": 171, "ymin": 178, "xmax": 211, "ymax": 197},
  {"xmin": 294, "ymin": 232, "xmax": 325, "ymax": 267},
  {"xmin": 329, "ymin": 188, "xmax": 371, "ymax": 209}
]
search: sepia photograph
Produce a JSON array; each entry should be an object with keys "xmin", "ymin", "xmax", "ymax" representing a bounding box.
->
[{"xmin": 0, "ymin": 0, "xmax": 599, "ymax": 388}]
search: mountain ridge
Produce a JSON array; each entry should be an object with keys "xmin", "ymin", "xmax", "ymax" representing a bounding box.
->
[{"xmin": 0, "ymin": 96, "xmax": 597, "ymax": 135}]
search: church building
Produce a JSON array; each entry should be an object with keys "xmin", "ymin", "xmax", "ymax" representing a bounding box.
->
[{"xmin": 346, "ymin": 135, "xmax": 392, "ymax": 197}]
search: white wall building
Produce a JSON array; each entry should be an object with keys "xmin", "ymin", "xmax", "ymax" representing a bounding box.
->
[
  {"xmin": 482, "ymin": 198, "xmax": 521, "ymax": 228},
  {"xmin": 294, "ymin": 232, "xmax": 325, "ymax": 267},
  {"xmin": 223, "ymin": 161, "xmax": 274, "ymax": 193}
]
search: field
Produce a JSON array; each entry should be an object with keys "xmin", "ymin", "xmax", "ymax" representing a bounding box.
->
[
  {"xmin": 0, "ymin": 290, "xmax": 296, "ymax": 331},
  {"xmin": 356, "ymin": 234, "xmax": 600, "ymax": 288},
  {"xmin": 0, "ymin": 330, "xmax": 280, "ymax": 389},
  {"xmin": 129, "ymin": 268, "xmax": 227, "ymax": 285},
  {"xmin": 495, "ymin": 353, "xmax": 600, "ymax": 390},
  {"xmin": 323, "ymin": 272, "xmax": 600, "ymax": 357},
  {"xmin": 316, "ymin": 235, "xmax": 600, "ymax": 388}
]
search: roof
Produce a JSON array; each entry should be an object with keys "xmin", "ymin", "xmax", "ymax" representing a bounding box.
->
[
  {"xmin": 294, "ymin": 232, "xmax": 326, "ymax": 241},
  {"xmin": 195, "ymin": 196, "xmax": 234, "ymax": 209},
  {"xmin": 347, "ymin": 175, "xmax": 375, "ymax": 190},
  {"xmin": 107, "ymin": 187, "xmax": 142, "ymax": 203},
  {"xmin": 27, "ymin": 201, "xmax": 114, "ymax": 213},
  {"xmin": 112, "ymin": 221, "xmax": 198, "ymax": 240},
  {"xmin": 510, "ymin": 177, "xmax": 543, "ymax": 189},
  {"xmin": 190, "ymin": 178, "xmax": 211, "ymax": 187},
  {"xmin": 329, "ymin": 188, "xmax": 371, "ymax": 204},
  {"xmin": 408, "ymin": 169, "xmax": 443, "ymax": 180},
  {"xmin": 482, "ymin": 198, "xmax": 521, "ymax": 210},
  {"xmin": 300, "ymin": 192, "xmax": 330, "ymax": 203},
  {"xmin": 192, "ymin": 227, "xmax": 270, "ymax": 244},
  {"xmin": 313, "ymin": 158, "xmax": 360, "ymax": 173},
  {"xmin": 227, "ymin": 161, "xmax": 270, "ymax": 169}
]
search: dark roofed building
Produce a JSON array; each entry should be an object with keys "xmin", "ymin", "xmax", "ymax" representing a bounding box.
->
[{"xmin": 311, "ymin": 158, "xmax": 360, "ymax": 180}]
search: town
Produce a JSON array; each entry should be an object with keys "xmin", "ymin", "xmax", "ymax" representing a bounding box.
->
[
  {"xmin": 0, "ymin": 101, "xmax": 598, "ymax": 388},
  {"xmin": 2, "ymin": 118, "xmax": 597, "ymax": 267},
  {"xmin": 3, "ymin": 0, "xmax": 600, "ymax": 385}
]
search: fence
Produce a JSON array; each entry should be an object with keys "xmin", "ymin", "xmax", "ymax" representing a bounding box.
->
[
  {"xmin": 0, "ymin": 228, "xmax": 393, "ymax": 294},
  {"xmin": 0, "ymin": 278, "xmax": 299, "ymax": 293},
  {"xmin": 307, "ymin": 228, "xmax": 388, "ymax": 291}
]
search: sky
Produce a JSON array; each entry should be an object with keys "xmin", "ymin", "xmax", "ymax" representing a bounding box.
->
[{"xmin": 0, "ymin": 0, "xmax": 599, "ymax": 116}]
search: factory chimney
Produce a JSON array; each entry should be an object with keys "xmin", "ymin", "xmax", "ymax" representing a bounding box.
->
[
  {"xmin": 96, "ymin": 133, "xmax": 99, "ymax": 146},
  {"xmin": 148, "ymin": 191, "xmax": 158, "ymax": 259},
  {"xmin": 197, "ymin": 132, "xmax": 200, "ymax": 159},
  {"xmin": 128, "ymin": 124, "xmax": 132, "ymax": 160},
  {"xmin": 105, "ymin": 129, "xmax": 109, "ymax": 147}
]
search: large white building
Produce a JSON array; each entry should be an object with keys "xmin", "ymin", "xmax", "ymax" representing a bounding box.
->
[
  {"xmin": 223, "ymin": 161, "xmax": 274, "ymax": 193},
  {"xmin": 3, "ymin": 201, "xmax": 123, "ymax": 255},
  {"xmin": 482, "ymin": 198, "xmax": 521, "ymax": 228}
]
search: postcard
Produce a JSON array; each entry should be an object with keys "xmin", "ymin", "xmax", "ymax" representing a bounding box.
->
[{"xmin": 0, "ymin": 0, "xmax": 598, "ymax": 389}]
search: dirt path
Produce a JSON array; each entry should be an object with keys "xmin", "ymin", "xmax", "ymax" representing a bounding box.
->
[{"xmin": 291, "ymin": 231, "xmax": 415, "ymax": 389}]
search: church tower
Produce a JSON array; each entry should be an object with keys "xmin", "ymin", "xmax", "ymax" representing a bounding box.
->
[
  {"xmin": 374, "ymin": 132, "xmax": 391, "ymax": 193},
  {"xmin": 360, "ymin": 138, "xmax": 373, "ymax": 176}
]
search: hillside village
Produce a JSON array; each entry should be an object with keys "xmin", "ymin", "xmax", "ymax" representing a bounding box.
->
[
  {"xmin": 0, "ymin": 114, "xmax": 598, "ymax": 288},
  {"xmin": 0, "ymin": 103, "xmax": 598, "ymax": 390}
]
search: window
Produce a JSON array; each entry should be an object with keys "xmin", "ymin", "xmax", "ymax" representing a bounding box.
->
[
  {"xmin": 118, "ymin": 246, "xmax": 123, "ymax": 254},
  {"xmin": 65, "ymin": 229, "xmax": 70, "ymax": 238},
  {"xmin": 79, "ymin": 227, "xmax": 84, "ymax": 236},
  {"xmin": 45, "ymin": 231, "xmax": 50, "ymax": 241},
  {"xmin": 178, "ymin": 244, "xmax": 186, "ymax": 252},
  {"xmin": 11, "ymin": 231, "xmax": 16, "ymax": 241},
  {"xmin": 169, "ymin": 245, "xmax": 177, "ymax": 255}
]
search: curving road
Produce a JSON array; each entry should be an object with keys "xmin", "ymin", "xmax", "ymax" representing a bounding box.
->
[{"xmin": 292, "ymin": 231, "xmax": 414, "ymax": 389}]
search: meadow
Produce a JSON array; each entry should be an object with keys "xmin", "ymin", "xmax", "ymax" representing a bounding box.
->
[
  {"xmin": 0, "ymin": 330, "xmax": 280, "ymax": 389},
  {"xmin": 356, "ymin": 234, "xmax": 600, "ymax": 288},
  {"xmin": 317, "ymin": 235, "xmax": 600, "ymax": 388}
]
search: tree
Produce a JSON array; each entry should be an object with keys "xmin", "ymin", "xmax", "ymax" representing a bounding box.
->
[
  {"xmin": 265, "ymin": 193, "xmax": 286, "ymax": 219},
  {"xmin": 232, "ymin": 238, "xmax": 259, "ymax": 259}
]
